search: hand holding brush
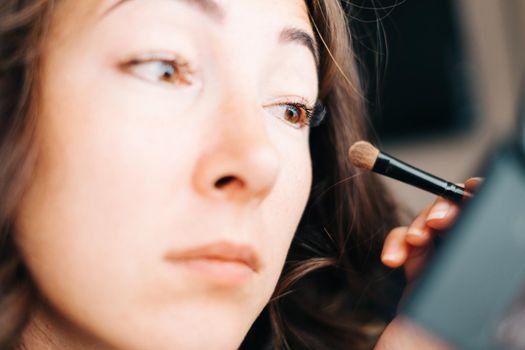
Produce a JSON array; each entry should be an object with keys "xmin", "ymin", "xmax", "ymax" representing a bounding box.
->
[{"xmin": 348, "ymin": 141, "xmax": 483, "ymax": 349}]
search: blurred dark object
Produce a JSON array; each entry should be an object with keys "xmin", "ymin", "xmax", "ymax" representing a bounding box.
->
[{"xmin": 349, "ymin": 0, "xmax": 474, "ymax": 141}]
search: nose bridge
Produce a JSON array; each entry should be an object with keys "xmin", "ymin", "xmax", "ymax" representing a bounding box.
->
[
  {"xmin": 191, "ymin": 87, "xmax": 281, "ymax": 205},
  {"xmin": 219, "ymin": 91, "xmax": 267, "ymax": 148}
]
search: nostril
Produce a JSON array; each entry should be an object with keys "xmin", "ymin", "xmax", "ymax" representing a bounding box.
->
[
  {"xmin": 212, "ymin": 175, "xmax": 250, "ymax": 199},
  {"xmin": 214, "ymin": 175, "xmax": 239, "ymax": 189}
]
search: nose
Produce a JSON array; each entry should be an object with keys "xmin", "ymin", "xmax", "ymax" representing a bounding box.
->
[{"xmin": 191, "ymin": 99, "xmax": 280, "ymax": 205}]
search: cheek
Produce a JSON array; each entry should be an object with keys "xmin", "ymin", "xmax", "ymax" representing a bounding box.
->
[
  {"xmin": 258, "ymin": 132, "xmax": 312, "ymax": 286},
  {"xmin": 14, "ymin": 52, "xmax": 210, "ymax": 345},
  {"xmin": 18, "ymin": 65, "xmax": 189, "ymax": 264}
]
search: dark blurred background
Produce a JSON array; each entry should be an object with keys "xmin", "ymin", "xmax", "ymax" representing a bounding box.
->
[{"xmin": 348, "ymin": 0, "xmax": 525, "ymax": 212}]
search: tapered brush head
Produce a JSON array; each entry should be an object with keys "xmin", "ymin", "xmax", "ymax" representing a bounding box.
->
[{"xmin": 348, "ymin": 141, "xmax": 379, "ymax": 170}]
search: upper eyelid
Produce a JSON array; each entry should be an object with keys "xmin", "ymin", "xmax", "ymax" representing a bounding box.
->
[
  {"xmin": 265, "ymin": 96, "xmax": 316, "ymax": 110},
  {"xmin": 119, "ymin": 52, "xmax": 195, "ymax": 71}
]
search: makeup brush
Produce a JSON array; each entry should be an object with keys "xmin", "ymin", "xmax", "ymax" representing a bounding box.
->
[{"xmin": 348, "ymin": 141, "xmax": 472, "ymax": 204}]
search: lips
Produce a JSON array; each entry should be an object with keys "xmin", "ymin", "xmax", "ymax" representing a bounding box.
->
[{"xmin": 164, "ymin": 240, "xmax": 261, "ymax": 273}]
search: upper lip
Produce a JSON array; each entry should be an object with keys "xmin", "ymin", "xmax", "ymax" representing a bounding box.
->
[{"xmin": 164, "ymin": 240, "xmax": 261, "ymax": 272}]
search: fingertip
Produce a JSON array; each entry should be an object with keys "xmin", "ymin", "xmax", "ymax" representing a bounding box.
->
[
  {"xmin": 465, "ymin": 177, "xmax": 484, "ymax": 191},
  {"xmin": 425, "ymin": 219, "xmax": 445, "ymax": 230},
  {"xmin": 426, "ymin": 218, "xmax": 448, "ymax": 231},
  {"xmin": 425, "ymin": 199, "xmax": 455, "ymax": 223},
  {"xmin": 381, "ymin": 252, "xmax": 406, "ymax": 268},
  {"xmin": 381, "ymin": 245, "xmax": 408, "ymax": 268},
  {"xmin": 467, "ymin": 176, "xmax": 484, "ymax": 183},
  {"xmin": 426, "ymin": 205, "xmax": 459, "ymax": 230},
  {"xmin": 382, "ymin": 226, "xmax": 409, "ymax": 268}
]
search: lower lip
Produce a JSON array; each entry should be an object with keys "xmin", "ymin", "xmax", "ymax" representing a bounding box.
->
[{"xmin": 176, "ymin": 258, "xmax": 254, "ymax": 285}]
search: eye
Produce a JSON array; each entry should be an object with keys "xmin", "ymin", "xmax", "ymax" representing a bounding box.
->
[
  {"xmin": 122, "ymin": 57, "xmax": 192, "ymax": 86},
  {"xmin": 266, "ymin": 100, "xmax": 326, "ymax": 129},
  {"xmin": 266, "ymin": 103, "xmax": 311, "ymax": 129}
]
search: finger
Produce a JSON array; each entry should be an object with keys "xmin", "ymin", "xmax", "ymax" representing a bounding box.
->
[
  {"xmin": 406, "ymin": 205, "xmax": 433, "ymax": 246},
  {"xmin": 461, "ymin": 177, "xmax": 484, "ymax": 201},
  {"xmin": 404, "ymin": 243, "xmax": 433, "ymax": 283},
  {"xmin": 425, "ymin": 197, "xmax": 460, "ymax": 231},
  {"xmin": 426, "ymin": 177, "xmax": 483, "ymax": 230},
  {"xmin": 382, "ymin": 226, "xmax": 410, "ymax": 268},
  {"xmin": 465, "ymin": 177, "xmax": 483, "ymax": 192},
  {"xmin": 427, "ymin": 177, "xmax": 483, "ymax": 230},
  {"xmin": 406, "ymin": 225, "xmax": 434, "ymax": 246}
]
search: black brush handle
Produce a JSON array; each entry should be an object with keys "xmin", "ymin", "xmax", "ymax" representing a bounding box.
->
[{"xmin": 373, "ymin": 152, "xmax": 467, "ymax": 204}]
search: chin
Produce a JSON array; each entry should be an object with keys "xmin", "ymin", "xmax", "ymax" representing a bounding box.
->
[
  {"xmin": 116, "ymin": 327, "xmax": 247, "ymax": 350},
  {"xmin": 89, "ymin": 307, "xmax": 254, "ymax": 350}
]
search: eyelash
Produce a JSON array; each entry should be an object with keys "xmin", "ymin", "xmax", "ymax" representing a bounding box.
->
[{"xmin": 121, "ymin": 57, "xmax": 327, "ymax": 128}]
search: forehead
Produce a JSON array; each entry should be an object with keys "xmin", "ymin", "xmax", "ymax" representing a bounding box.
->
[
  {"xmin": 66, "ymin": 0, "xmax": 311, "ymax": 26},
  {"xmin": 103, "ymin": 0, "xmax": 310, "ymax": 20},
  {"xmin": 50, "ymin": 0, "xmax": 318, "ymax": 65}
]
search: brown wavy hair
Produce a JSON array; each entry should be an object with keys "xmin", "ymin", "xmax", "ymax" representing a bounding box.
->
[{"xmin": 0, "ymin": 1, "xmax": 405, "ymax": 349}]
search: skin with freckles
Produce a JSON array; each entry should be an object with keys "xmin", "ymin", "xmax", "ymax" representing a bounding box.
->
[{"xmin": 15, "ymin": 0, "xmax": 318, "ymax": 349}]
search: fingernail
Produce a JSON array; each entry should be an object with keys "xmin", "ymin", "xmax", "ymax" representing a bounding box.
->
[
  {"xmin": 382, "ymin": 252, "xmax": 402, "ymax": 264},
  {"xmin": 427, "ymin": 202, "xmax": 450, "ymax": 221},
  {"xmin": 407, "ymin": 227, "xmax": 425, "ymax": 238}
]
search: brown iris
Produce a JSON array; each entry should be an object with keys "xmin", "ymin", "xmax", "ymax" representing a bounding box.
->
[
  {"xmin": 159, "ymin": 61, "xmax": 190, "ymax": 85},
  {"xmin": 284, "ymin": 105, "xmax": 305, "ymax": 125}
]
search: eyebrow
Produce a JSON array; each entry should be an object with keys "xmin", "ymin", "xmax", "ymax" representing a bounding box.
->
[
  {"xmin": 279, "ymin": 27, "xmax": 319, "ymax": 67},
  {"xmin": 104, "ymin": 0, "xmax": 319, "ymax": 65}
]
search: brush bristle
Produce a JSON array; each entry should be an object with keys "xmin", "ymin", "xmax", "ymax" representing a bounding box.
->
[{"xmin": 348, "ymin": 141, "xmax": 379, "ymax": 170}]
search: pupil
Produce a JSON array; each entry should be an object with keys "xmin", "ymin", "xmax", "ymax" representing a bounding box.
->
[
  {"xmin": 162, "ymin": 64, "xmax": 174, "ymax": 79},
  {"xmin": 286, "ymin": 107, "xmax": 298, "ymax": 121}
]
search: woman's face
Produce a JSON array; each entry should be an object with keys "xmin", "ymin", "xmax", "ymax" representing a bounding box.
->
[{"xmin": 15, "ymin": 0, "xmax": 318, "ymax": 349}]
